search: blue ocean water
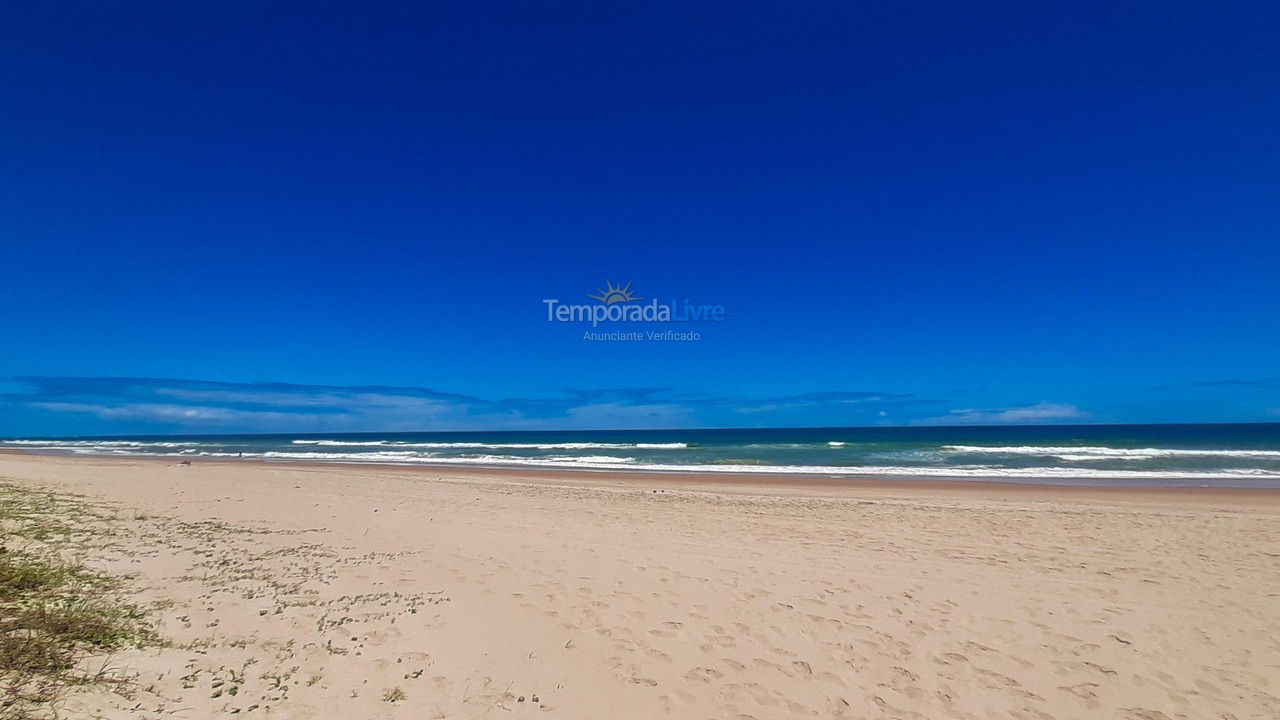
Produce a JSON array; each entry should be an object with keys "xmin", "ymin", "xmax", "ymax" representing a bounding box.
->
[{"xmin": 6, "ymin": 424, "xmax": 1280, "ymax": 488}]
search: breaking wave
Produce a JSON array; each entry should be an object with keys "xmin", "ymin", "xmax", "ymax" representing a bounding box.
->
[
  {"xmin": 942, "ymin": 445, "xmax": 1280, "ymax": 460},
  {"xmin": 289, "ymin": 439, "xmax": 688, "ymax": 450}
]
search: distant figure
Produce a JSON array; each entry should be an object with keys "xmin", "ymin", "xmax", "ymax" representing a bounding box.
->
[{"xmin": 238, "ymin": 452, "xmax": 243, "ymax": 458}]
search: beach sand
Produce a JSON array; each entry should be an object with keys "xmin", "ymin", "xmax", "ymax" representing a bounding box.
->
[{"xmin": 2, "ymin": 452, "xmax": 1278, "ymax": 719}]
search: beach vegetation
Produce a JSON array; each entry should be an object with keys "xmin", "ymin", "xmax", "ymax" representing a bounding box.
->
[{"xmin": 0, "ymin": 482, "xmax": 152, "ymax": 719}]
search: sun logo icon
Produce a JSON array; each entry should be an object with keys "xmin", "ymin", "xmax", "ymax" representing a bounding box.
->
[{"xmin": 588, "ymin": 280, "xmax": 643, "ymax": 305}]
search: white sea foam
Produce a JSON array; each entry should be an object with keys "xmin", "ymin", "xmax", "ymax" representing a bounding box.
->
[
  {"xmin": 258, "ymin": 451, "xmax": 638, "ymax": 466},
  {"xmin": 291, "ymin": 440, "xmax": 400, "ymax": 446},
  {"xmin": 201, "ymin": 451, "xmax": 1280, "ymax": 484},
  {"xmin": 828, "ymin": 441, "xmax": 846, "ymax": 447},
  {"xmin": 942, "ymin": 445, "xmax": 1280, "ymax": 460},
  {"xmin": 9, "ymin": 439, "xmax": 1280, "ymax": 487},
  {"xmin": 3, "ymin": 440, "xmax": 144, "ymax": 447},
  {"xmin": 290, "ymin": 439, "xmax": 686, "ymax": 450},
  {"xmin": 1, "ymin": 440, "xmax": 216, "ymax": 449},
  {"xmin": 263, "ymin": 450, "xmax": 437, "ymax": 460}
]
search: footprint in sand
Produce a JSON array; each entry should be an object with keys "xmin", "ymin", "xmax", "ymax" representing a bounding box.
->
[{"xmin": 685, "ymin": 666, "xmax": 723, "ymax": 682}]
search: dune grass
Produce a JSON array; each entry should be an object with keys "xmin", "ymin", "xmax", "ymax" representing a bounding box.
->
[{"xmin": 0, "ymin": 483, "xmax": 151, "ymax": 719}]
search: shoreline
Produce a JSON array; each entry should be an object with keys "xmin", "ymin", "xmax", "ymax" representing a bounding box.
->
[
  {"xmin": 9, "ymin": 423, "xmax": 1280, "ymax": 491},
  {"xmin": 1, "ymin": 451, "xmax": 1277, "ymax": 718},
  {"xmin": 5, "ymin": 449, "xmax": 1279, "ymax": 510}
]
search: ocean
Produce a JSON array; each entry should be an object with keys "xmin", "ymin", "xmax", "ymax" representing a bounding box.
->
[{"xmin": 6, "ymin": 423, "xmax": 1280, "ymax": 488}]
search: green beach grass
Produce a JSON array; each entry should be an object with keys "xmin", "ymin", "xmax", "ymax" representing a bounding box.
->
[{"xmin": 0, "ymin": 481, "xmax": 151, "ymax": 719}]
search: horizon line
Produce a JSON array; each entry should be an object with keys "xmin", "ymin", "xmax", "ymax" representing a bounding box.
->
[{"xmin": 6, "ymin": 419, "xmax": 1280, "ymax": 441}]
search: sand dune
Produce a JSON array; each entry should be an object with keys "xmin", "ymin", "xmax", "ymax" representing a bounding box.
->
[{"xmin": 2, "ymin": 453, "xmax": 1277, "ymax": 719}]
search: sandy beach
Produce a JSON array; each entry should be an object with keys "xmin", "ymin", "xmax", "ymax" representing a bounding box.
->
[{"xmin": 2, "ymin": 452, "xmax": 1278, "ymax": 719}]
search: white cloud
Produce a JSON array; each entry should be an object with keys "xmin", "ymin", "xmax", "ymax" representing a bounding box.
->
[
  {"xmin": 29, "ymin": 401, "xmax": 339, "ymax": 427},
  {"xmin": 917, "ymin": 402, "xmax": 1087, "ymax": 425},
  {"xmin": 9, "ymin": 376, "xmax": 924, "ymax": 432}
]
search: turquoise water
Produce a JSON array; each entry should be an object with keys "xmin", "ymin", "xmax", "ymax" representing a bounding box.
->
[{"xmin": 6, "ymin": 424, "xmax": 1280, "ymax": 487}]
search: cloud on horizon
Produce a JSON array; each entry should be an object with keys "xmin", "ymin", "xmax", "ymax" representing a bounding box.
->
[
  {"xmin": 2, "ymin": 376, "xmax": 949, "ymax": 434},
  {"xmin": 916, "ymin": 402, "xmax": 1088, "ymax": 426}
]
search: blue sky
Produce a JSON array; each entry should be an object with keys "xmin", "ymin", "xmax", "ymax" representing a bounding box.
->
[{"xmin": 2, "ymin": 2, "xmax": 1278, "ymax": 435}]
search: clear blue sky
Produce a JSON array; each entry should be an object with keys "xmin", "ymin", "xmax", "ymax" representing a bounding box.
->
[{"xmin": 2, "ymin": 2, "xmax": 1278, "ymax": 435}]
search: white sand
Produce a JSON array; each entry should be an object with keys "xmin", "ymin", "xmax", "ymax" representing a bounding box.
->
[{"xmin": 3, "ymin": 452, "xmax": 1278, "ymax": 719}]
